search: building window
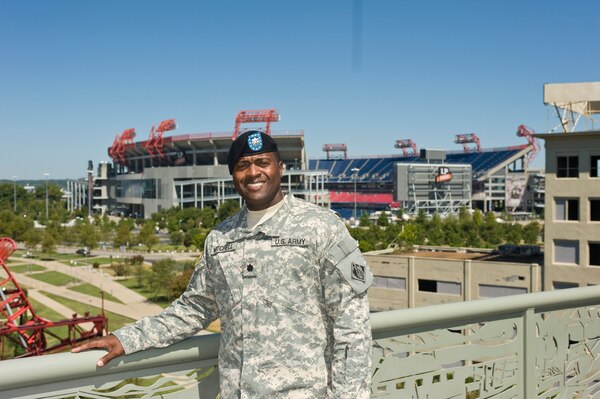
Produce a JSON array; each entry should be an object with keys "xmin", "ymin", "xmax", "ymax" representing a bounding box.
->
[
  {"xmin": 555, "ymin": 198, "xmax": 579, "ymax": 221},
  {"xmin": 553, "ymin": 281, "xmax": 579, "ymax": 290},
  {"xmin": 479, "ymin": 284, "xmax": 527, "ymax": 298},
  {"xmin": 591, "ymin": 199, "xmax": 600, "ymax": 221},
  {"xmin": 554, "ymin": 240, "xmax": 579, "ymax": 264},
  {"xmin": 591, "ymin": 155, "xmax": 600, "ymax": 178},
  {"xmin": 418, "ymin": 279, "xmax": 461, "ymax": 295},
  {"xmin": 373, "ymin": 276, "xmax": 406, "ymax": 290},
  {"xmin": 557, "ymin": 156, "xmax": 578, "ymax": 178},
  {"xmin": 590, "ymin": 243, "xmax": 600, "ymax": 266}
]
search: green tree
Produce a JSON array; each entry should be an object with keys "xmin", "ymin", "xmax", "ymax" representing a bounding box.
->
[
  {"xmin": 472, "ymin": 209, "xmax": 484, "ymax": 227},
  {"xmin": 217, "ymin": 200, "xmax": 240, "ymax": 222},
  {"xmin": 40, "ymin": 229, "xmax": 57, "ymax": 254},
  {"xmin": 457, "ymin": 209, "xmax": 483, "ymax": 248},
  {"xmin": 22, "ymin": 228, "xmax": 42, "ymax": 251},
  {"xmin": 522, "ymin": 221, "xmax": 541, "ymax": 244},
  {"xmin": 167, "ymin": 268, "xmax": 195, "ymax": 301},
  {"xmin": 443, "ymin": 215, "xmax": 464, "ymax": 247},
  {"xmin": 377, "ymin": 212, "xmax": 390, "ymax": 227},
  {"xmin": 395, "ymin": 208, "xmax": 405, "ymax": 223},
  {"xmin": 113, "ymin": 220, "xmax": 133, "ymax": 248},
  {"xmin": 359, "ymin": 212, "xmax": 372, "ymax": 227},
  {"xmin": 146, "ymin": 258, "xmax": 176, "ymax": 300},
  {"xmin": 137, "ymin": 221, "xmax": 159, "ymax": 251},
  {"xmin": 458, "ymin": 207, "xmax": 471, "ymax": 224},
  {"xmin": 199, "ymin": 207, "xmax": 217, "ymax": 229},
  {"xmin": 425, "ymin": 214, "xmax": 444, "ymax": 245},
  {"xmin": 396, "ymin": 223, "xmax": 424, "ymax": 251},
  {"xmin": 76, "ymin": 220, "xmax": 101, "ymax": 250},
  {"xmin": 481, "ymin": 212, "xmax": 503, "ymax": 247},
  {"xmin": 169, "ymin": 230, "xmax": 184, "ymax": 246},
  {"xmin": 98, "ymin": 215, "xmax": 116, "ymax": 244},
  {"xmin": 503, "ymin": 223, "xmax": 523, "ymax": 245}
]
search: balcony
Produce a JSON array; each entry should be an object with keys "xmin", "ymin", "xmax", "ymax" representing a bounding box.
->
[{"xmin": 1, "ymin": 285, "xmax": 599, "ymax": 398}]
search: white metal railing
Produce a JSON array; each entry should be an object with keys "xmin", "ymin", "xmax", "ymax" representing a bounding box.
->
[{"xmin": 1, "ymin": 285, "xmax": 599, "ymax": 398}]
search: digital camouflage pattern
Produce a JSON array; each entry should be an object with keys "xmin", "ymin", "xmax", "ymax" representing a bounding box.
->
[{"xmin": 113, "ymin": 195, "xmax": 373, "ymax": 398}]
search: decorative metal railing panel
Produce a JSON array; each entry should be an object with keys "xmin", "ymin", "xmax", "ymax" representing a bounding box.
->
[{"xmin": 1, "ymin": 286, "xmax": 599, "ymax": 398}]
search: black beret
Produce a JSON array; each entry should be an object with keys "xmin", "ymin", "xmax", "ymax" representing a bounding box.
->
[{"xmin": 227, "ymin": 130, "xmax": 279, "ymax": 174}]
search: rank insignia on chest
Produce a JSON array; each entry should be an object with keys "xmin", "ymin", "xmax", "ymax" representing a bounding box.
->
[
  {"xmin": 271, "ymin": 237, "xmax": 309, "ymax": 247},
  {"xmin": 351, "ymin": 262, "xmax": 366, "ymax": 282}
]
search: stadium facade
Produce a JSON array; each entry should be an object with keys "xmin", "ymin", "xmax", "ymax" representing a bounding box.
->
[{"xmin": 87, "ymin": 120, "xmax": 542, "ymax": 220}]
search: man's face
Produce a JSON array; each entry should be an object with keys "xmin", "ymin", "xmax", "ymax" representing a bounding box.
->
[{"xmin": 232, "ymin": 151, "xmax": 284, "ymax": 211}]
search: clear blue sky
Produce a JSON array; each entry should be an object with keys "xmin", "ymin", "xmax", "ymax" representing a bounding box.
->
[{"xmin": 1, "ymin": 1, "xmax": 599, "ymax": 180}]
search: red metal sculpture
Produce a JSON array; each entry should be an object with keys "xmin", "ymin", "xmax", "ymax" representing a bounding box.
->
[{"xmin": 0, "ymin": 237, "xmax": 107, "ymax": 358}]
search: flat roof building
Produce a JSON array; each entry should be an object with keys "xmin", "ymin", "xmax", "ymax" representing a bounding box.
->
[{"xmin": 535, "ymin": 130, "xmax": 600, "ymax": 289}]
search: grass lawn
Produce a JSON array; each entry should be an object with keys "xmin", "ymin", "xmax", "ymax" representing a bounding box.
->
[
  {"xmin": 47, "ymin": 253, "xmax": 93, "ymax": 261},
  {"xmin": 8, "ymin": 264, "xmax": 47, "ymax": 273},
  {"xmin": 69, "ymin": 283, "xmax": 123, "ymax": 304},
  {"xmin": 117, "ymin": 278, "xmax": 171, "ymax": 308},
  {"xmin": 115, "ymin": 278, "xmax": 220, "ymax": 333},
  {"xmin": 59, "ymin": 257, "xmax": 116, "ymax": 267},
  {"xmin": 86, "ymin": 257, "xmax": 116, "ymax": 265},
  {"xmin": 42, "ymin": 291, "xmax": 135, "ymax": 332},
  {"xmin": 29, "ymin": 271, "xmax": 81, "ymax": 286}
]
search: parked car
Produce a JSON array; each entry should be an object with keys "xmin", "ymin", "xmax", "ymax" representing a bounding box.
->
[{"xmin": 75, "ymin": 248, "xmax": 90, "ymax": 256}]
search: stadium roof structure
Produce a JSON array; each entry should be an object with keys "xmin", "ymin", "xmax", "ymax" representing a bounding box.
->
[{"xmin": 107, "ymin": 130, "xmax": 306, "ymax": 167}]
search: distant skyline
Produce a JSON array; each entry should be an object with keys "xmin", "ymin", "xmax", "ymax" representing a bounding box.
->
[{"xmin": 2, "ymin": 1, "xmax": 599, "ymax": 179}]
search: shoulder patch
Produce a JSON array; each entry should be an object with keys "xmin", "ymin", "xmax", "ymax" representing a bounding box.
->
[
  {"xmin": 325, "ymin": 236, "xmax": 373, "ymax": 295},
  {"xmin": 351, "ymin": 262, "xmax": 366, "ymax": 282}
]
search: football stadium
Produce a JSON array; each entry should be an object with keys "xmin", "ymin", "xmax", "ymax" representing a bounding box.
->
[{"xmin": 88, "ymin": 110, "xmax": 543, "ymax": 219}]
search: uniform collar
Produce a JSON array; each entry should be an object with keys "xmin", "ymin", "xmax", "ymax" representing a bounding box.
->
[{"xmin": 231, "ymin": 194, "xmax": 293, "ymax": 239}]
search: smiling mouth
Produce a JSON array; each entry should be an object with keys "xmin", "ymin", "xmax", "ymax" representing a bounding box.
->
[{"xmin": 245, "ymin": 181, "xmax": 266, "ymax": 190}]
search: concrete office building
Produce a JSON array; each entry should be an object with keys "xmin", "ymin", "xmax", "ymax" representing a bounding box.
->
[
  {"xmin": 535, "ymin": 82, "xmax": 600, "ymax": 289},
  {"xmin": 365, "ymin": 248, "xmax": 542, "ymax": 311}
]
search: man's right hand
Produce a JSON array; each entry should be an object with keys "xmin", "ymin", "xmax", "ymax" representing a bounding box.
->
[{"xmin": 72, "ymin": 334, "xmax": 125, "ymax": 368}]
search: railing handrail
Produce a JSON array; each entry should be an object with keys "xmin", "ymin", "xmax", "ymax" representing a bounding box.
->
[
  {"xmin": 371, "ymin": 285, "xmax": 600, "ymax": 337},
  {"xmin": 0, "ymin": 333, "xmax": 220, "ymax": 392},
  {"xmin": 2, "ymin": 285, "xmax": 600, "ymax": 396}
]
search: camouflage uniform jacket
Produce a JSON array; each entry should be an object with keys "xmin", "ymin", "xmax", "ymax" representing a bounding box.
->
[{"xmin": 113, "ymin": 195, "xmax": 373, "ymax": 398}]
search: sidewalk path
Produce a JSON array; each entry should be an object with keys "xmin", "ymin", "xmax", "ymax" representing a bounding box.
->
[
  {"xmin": 4, "ymin": 252, "xmax": 218, "ymax": 333},
  {"xmin": 6, "ymin": 258, "xmax": 164, "ymax": 320}
]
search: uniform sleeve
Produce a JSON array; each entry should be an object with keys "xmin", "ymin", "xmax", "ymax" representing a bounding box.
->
[
  {"xmin": 322, "ymin": 232, "xmax": 373, "ymax": 399},
  {"xmin": 112, "ymin": 246, "xmax": 220, "ymax": 354}
]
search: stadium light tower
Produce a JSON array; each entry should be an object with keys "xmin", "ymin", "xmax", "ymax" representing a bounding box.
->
[
  {"xmin": 351, "ymin": 167, "xmax": 360, "ymax": 219},
  {"xmin": 12, "ymin": 176, "xmax": 16, "ymax": 212},
  {"xmin": 43, "ymin": 173, "xmax": 49, "ymax": 219}
]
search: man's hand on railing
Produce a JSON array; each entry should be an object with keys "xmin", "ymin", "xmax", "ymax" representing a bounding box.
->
[{"xmin": 72, "ymin": 334, "xmax": 125, "ymax": 368}]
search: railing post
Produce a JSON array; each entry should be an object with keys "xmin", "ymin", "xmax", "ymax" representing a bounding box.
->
[
  {"xmin": 530, "ymin": 263, "xmax": 540, "ymax": 293},
  {"xmin": 408, "ymin": 256, "xmax": 415, "ymax": 308},
  {"xmin": 463, "ymin": 259, "xmax": 472, "ymax": 301},
  {"xmin": 522, "ymin": 307, "xmax": 537, "ymax": 398}
]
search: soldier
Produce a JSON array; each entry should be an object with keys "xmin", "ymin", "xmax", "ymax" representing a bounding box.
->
[{"xmin": 73, "ymin": 130, "xmax": 373, "ymax": 398}]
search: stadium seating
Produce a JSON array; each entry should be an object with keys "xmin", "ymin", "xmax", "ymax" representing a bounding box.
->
[{"xmin": 310, "ymin": 148, "xmax": 522, "ymax": 183}]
